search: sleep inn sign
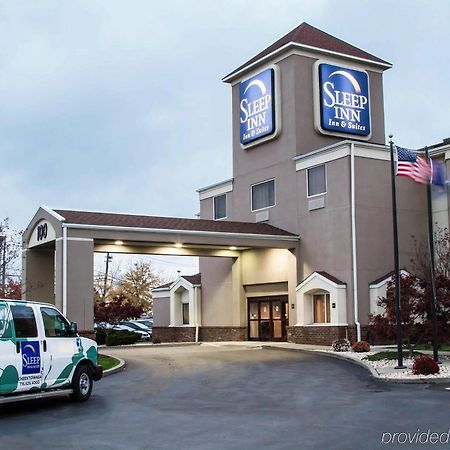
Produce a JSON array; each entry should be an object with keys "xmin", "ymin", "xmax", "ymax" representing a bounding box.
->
[
  {"xmin": 315, "ymin": 62, "xmax": 371, "ymax": 138},
  {"xmin": 239, "ymin": 68, "xmax": 276, "ymax": 145}
]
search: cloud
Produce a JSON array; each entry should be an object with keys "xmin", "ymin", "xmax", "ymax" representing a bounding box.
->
[{"xmin": 1, "ymin": 0, "xmax": 450, "ymax": 275}]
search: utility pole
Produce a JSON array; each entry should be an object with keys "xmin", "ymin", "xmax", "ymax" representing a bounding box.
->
[
  {"xmin": 103, "ymin": 252, "xmax": 113, "ymax": 300},
  {"xmin": 0, "ymin": 235, "xmax": 6, "ymax": 295}
]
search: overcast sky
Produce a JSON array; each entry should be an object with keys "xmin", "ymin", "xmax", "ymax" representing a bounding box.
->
[{"xmin": 2, "ymin": 0, "xmax": 450, "ymax": 277}]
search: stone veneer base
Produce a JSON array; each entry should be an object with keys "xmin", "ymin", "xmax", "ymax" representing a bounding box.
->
[
  {"xmin": 153, "ymin": 325, "xmax": 371, "ymax": 345},
  {"xmin": 287, "ymin": 325, "xmax": 369, "ymax": 346},
  {"xmin": 153, "ymin": 326, "xmax": 247, "ymax": 343},
  {"xmin": 79, "ymin": 329, "xmax": 96, "ymax": 341}
]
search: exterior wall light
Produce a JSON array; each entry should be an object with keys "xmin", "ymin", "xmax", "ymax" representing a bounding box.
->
[
  {"xmin": 229, "ymin": 246, "xmax": 237, "ymax": 250},
  {"xmin": 174, "ymin": 243, "xmax": 183, "ymax": 248},
  {"xmin": 114, "ymin": 240, "xmax": 124, "ymax": 245}
]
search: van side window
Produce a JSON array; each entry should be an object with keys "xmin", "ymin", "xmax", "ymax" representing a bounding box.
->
[
  {"xmin": 40, "ymin": 307, "xmax": 72, "ymax": 338},
  {"xmin": 10, "ymin": 305, "xmax": 38, "ymax": 338},
  {"xmin": 0, "ymin": 303, "xmax": 12, "ymax": 339}
]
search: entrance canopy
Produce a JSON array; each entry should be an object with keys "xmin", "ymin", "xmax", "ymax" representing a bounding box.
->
[{"xmin": 22, "ymin": 206, "xmax": 299, "ymax": 332}]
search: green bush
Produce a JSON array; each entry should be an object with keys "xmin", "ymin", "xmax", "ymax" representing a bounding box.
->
[
  {"xmin": 364, "ymin": 351, "xmax": 423, "ymax": 361},
  {"xmin": 96, "ymin": 329, "xmax": 107, "ymax": 345},
  {"xmin": 105, "ymin": 330, "xmax": 140, "ymax": 346}
]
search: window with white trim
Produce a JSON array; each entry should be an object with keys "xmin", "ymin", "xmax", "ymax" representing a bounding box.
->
[
  {"xmin": 213, "ymin": 194, "xmax": 227, "ymax": 220},
  {"xmin": 313, "ymin": 293, "xmax": 331, "ymax": 323},
  {"xmin": 251, "ymin": 179, "xmax": 275, "ymax": 211},
  {"xmin": 182, "ymin": 303, "xmax": 190, "ymax": 325},
  {"xmin": 307, "ymin": 164, "xmax": 326, "ymax": 197}
]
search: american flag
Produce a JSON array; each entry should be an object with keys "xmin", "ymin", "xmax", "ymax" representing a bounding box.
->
[{"xmin": 396, "ymin": 146, "xmax": 432, "ymax": 184}]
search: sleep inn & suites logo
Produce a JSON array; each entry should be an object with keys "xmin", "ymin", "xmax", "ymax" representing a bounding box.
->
[
  {"xmin": 315, "ymin": 62, "xmax": 371, "ymax": 138},
  {"xmin": 239, "ymin": 68, "xmax": 276, "ymax": 146}
]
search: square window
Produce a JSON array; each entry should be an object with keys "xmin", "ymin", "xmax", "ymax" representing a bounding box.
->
[
  {"xmin": 307, "ymin": 165, "xmax": 326, "ymax": 197},
  {"xmin": 182, "ymin": 303, "xmax": 190, "ymax": 325},
  {"xmin": 213, "ymin": 194, "xmax": 227, "ymax": 220},
  {"xmin": 10, "ymin": 305, "xmax": 38, "ymax": 338},
  {"xmin": 251, "ymin": 179, "xmax": 275, "ymax": 211}
]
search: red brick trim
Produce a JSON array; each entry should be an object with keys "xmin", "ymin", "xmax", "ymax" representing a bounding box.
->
[{"xmin": 152, "ymin": 326, "xmax": 247, "ymax": 343}]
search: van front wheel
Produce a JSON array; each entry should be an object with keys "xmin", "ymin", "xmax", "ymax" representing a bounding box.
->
[{"xmin": 70, "ymin": 365, "xmax": 93, "ymax": 402}]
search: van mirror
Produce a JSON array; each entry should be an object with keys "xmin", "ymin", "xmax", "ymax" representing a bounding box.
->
[{"xmin": 70, "ymin": 322, "xmax": 78, "ymax": 335}]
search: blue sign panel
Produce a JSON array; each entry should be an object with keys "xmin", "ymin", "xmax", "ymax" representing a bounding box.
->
[
  {"xmin": 21, "ymin": 341, "xmax": 41, "ymax": 375},
  {"xmin": 318, "ymin": 63, "xmax": 370, "ymax": 136},
  {"xmin": 239, "ymin": 68, "xmax": 275, "ymax": 145}
]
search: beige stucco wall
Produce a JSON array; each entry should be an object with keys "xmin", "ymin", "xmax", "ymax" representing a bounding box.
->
[
  {"xmin": 199, "ymin": 257, "xmax": 235, "ymax": 326},
  {"xmin": 354, "ymin": 157, "xmax": 427, "ymax": 324},
  {"xmin": 153, "ymin": 293, "xmax": 170, "ymax": 327}
]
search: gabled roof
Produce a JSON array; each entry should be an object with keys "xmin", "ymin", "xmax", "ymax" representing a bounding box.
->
[
  {"xmin": 223, "ymin": 22, "xmax": 391, "ymax": 82},
  {"xmin": 153, "ymin": 273, "xmax": 201, "ymax": 291},
  {"xmin": 369, "ymin": 269, "xmax": 410, "ymax": 288},
  {"xmin": 182, "ymin": 273, "xmax": 201, "ymax": 286},
  {"xmin": 296, "ymin": 271, "xmax": 347, "ymax": 291},
  {"xmin": 316, "ymin": 271, "xmax": 346, "ymax": 286},
  {"xmin": 52, "ymin": 209, "xmax": 296, "ymax": 238}
]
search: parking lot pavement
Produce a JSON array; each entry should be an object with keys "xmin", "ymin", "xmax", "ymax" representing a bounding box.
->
[{"xmin": 1, "ymin": 344, "xmax": 450, "ymax": 450}]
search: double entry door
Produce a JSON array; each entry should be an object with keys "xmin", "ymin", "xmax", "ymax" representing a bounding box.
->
[{"xmin": 248, "ymin": 296, "xmax": 289, "ymax": 341}]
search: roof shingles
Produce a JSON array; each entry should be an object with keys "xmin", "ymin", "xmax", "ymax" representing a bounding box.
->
[
  {"xmin": 53, "ymin": 209, "xmax": 296, "ymax": 237},
  {"xmin": 224, "ymin": 22, "xmax": 390, "ymax": 81}
]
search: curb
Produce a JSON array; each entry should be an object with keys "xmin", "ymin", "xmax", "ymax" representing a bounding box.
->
[
  {"xmin": 260, "ymin": 345, "xmax": 450, "ymax": 385},
  {"xmin": 98, "ymin": 342, "xmax": 201, "ymax": 350},
  {"xmin": 100, "ymin": 355, "xmax": 126, "ymax": 377}
]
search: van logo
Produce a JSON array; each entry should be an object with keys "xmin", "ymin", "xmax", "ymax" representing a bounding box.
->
[
  {"xmin": 21, "ymin": 341, "xmax": 41, "ymax": 375},
  {"xmin": 239, "ymin": 68, "xmax": 275, "ymax": 145},
  {"xmin": 318, "ymin": 63, "xmax": 370, "ymax": 137}
]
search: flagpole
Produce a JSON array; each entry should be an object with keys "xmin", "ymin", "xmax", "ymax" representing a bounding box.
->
[
  {"xmin": 389, "ymin": 135, "xmax": 405, "ymax": 369},
  {"xmin": 425, "ymin": 147, "xmax": 439, "ymax": 362}
]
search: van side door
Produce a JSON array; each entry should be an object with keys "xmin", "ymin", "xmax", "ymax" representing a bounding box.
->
[
  {"xmin": 0, "ymin": 301, "xmax": 19, "ymax": 395},
  {"xmin": 9, "ymin": 303, "xmax": 44, "ymax": 393},
  {"xmin": 39, "ymin": 307, "xmax": 78, "ymax": 388}
]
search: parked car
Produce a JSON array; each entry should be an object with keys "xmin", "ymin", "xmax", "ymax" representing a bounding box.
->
[
  {"xmin": 123, "ymin": 320, "xmax": 152, "ymax": 336},
  {"xmin": 134, "ymin": 319, "xmax": 153, "ymax": 331},
  {"xmin": 0, "ymin": 299, "xmax": 102, "ymax": 404},
  {"xmin": 113, "ymin": 324, "xmax": 151, "ymax": 341}
]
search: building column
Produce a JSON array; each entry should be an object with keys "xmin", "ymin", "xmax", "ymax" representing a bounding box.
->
[
  {"xmin": 55, "ymin": 238, "xmax": 94, "ymax": 332},
  {"xmin": 231, "ymin": 256, "xmax": 246, "ymax": 327},
  {"xmin": 22, "ymin": 248, "xmax": 55, "ymax": 303},
  {"xmin": 287, "ymin": 248, "xmax": 298, "ymax": 326}
]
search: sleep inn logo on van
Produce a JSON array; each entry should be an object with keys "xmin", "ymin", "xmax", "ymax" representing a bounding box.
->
[
  {"xmin": 239, "ymin": 68, "xmax": 275, "ymax": 145},
  {"xmin": 318, "ymin": 63, "xmax": 370, "ymax": 137},
  {"xmin": 21, "ymin": 341, "xmax": 41, "ymax": 375}
]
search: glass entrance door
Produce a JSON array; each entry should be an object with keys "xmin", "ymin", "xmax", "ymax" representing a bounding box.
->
[{"xmin": 248, "ymin": 296, "xmax": 289, "ymax": 341}]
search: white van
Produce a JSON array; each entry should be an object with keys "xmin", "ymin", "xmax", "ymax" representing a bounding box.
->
[{"xmin": 0, "ymin": 299, "xmax": 102, "ymax": 404}]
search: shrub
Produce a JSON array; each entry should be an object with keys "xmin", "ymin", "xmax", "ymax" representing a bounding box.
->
[
  {"xmin": 332, "ymin": 338, "xmax": 351, "ymax": 352},
  {"xmin": 152, "ymin": 336, "xmax": 161, "ymax": 344},
  {"xmin": 352, "ymin": 341, "xmax": 371, "ymax": 353},
  {"xmin": 95, "ymin": 329, "xmax": 107, "ymax": 345},
  {"xmin": 105, "ymin": 330, "xmax": 140, "ymax": 347},
  {"xmin": 412, "ymin": 355, "xmax": 440, "ymax": 375}
]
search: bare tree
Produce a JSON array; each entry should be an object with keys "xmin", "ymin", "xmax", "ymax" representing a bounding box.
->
[
  {"xmin": 0, "ymin": 218, "xmax": 22, "ymax": 297},
  {"xmin": 116, "ymin": 261, "xmax": 165, "ymax": 314}
]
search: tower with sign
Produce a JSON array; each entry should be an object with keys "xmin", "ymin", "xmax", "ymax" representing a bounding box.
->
[{"xmin": 197, "ymin": 22, "xmax": 428, "ymax": 344}]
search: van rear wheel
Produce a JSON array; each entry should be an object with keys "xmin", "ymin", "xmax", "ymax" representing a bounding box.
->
[{"xmin": 70, "ymin": 365, "xmax": 93, "ymax": 402}]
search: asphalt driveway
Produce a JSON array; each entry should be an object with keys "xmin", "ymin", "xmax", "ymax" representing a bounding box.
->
[{"xmin": 1, "ymin": 344, "xmax": 450, "ymax": 450}]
